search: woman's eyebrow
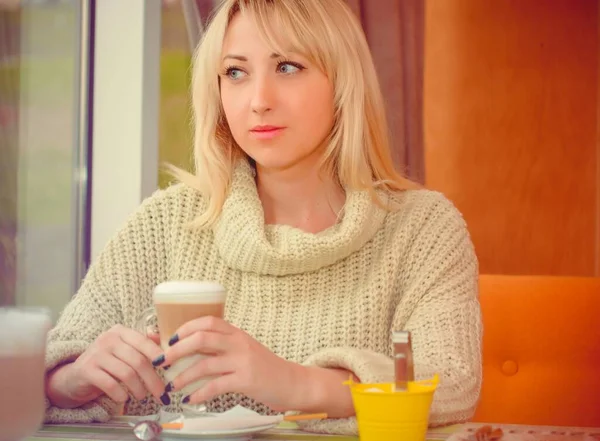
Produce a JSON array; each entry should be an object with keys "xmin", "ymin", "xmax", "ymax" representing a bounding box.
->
[
  {"xmin": 222, "ymin": 54, "xmax": 247, "ymax": 62},
  {"xmin": 222, "ymin": 52, "xmax": 291, "ymax": 62}
]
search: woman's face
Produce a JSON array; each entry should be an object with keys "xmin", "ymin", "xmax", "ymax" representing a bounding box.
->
[{"xmin": 219, "ymin": 12, "xmax": 335, "ymax": 173}]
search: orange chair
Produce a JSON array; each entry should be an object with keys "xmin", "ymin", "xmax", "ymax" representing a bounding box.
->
[{"xmin": 473, "ymin": 275, "xmax": 600, "ymax": 428}]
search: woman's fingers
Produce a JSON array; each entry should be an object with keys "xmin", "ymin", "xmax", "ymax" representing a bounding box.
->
[
  {"xmin": 147, "ymin": 332, "xmax": 161, "ymax": 346},
  {"xmin": 112, "ymin": 343, "xmax": 165, "ymax": 400},
  {"xmin": 185, "ymin": 373, "xmax": 239, "ymax": 405},
  {"xmin": 164, "ymin": 331, "xmax": 229, "ymax": 366},
  {"xmin": 119, "ymin": 327, "xmax": 164, "ymax": 362},
  {"xmin": 86, "ymin": 367, "xmax": 129, "ymax": 403},
  {"xmin": 97, "ymin": 355, "xmax": 148, "ymax": 401},
  {"xmin": 170, "ymin": 355, "xmax": 233, "ymax": 392},
  {"xmin": 169, "ymin": 316, "xmax": 234, "ymax": 347}
]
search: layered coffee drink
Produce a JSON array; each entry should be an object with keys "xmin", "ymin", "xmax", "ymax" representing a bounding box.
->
[
  {"xmin": 153, "ymin": 281, "xmax": 226, "ymax": 397},
  {"xmin": 0, "ymin": 308, "xmax": 51, "ymax": 441}
]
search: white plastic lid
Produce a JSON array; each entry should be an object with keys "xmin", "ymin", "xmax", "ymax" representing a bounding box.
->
[
  {"xmin": 153, "ymin": 281, "xmax": 227, "ymax": 304},
  {"xmin": 0, "ymin": 308, "xmax": 52, "ymax": 355}
]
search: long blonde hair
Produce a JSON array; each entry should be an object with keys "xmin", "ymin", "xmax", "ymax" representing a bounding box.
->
[{"xmin": 172, "ymin": 0, "xmax": 416, "ymax": 228}]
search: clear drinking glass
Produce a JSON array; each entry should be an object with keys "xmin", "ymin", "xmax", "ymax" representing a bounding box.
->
[
  {"xmin": 137, "ymin": 281, "xmax": 227, "ymax": 415},
  {"xmin": 0, "ymin": 307, "xmax": 52, "ymax": 441}
]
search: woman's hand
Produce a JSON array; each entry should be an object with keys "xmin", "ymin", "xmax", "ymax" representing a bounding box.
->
[
  {"xmin": 46, "ymin": 325, "xmax": 167, "ymax": 409},
  {"xmin": 158, "ymin": 317, "xmax": 303, "ymax": 412}
]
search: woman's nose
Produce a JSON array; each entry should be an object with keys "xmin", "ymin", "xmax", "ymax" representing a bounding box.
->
[{"xmin": 250, "ymin": 77, "xmax": 274, "ymax": 114}]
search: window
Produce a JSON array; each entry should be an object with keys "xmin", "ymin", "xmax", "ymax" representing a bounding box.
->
[{"xmin": 0, "ymin": 1, "xmax": 91, "ymax": 318}]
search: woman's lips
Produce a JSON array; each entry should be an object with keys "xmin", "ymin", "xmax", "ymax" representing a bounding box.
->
[{"xmin": 250, "ymin": 126, "xmax": 285, "ymax": 140}]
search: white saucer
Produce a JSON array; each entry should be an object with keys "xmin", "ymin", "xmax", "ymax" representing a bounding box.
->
[
  {"xmin": 113, "ymin": 405, "xmax": 281, "ymax": 440},
  {"xmin": 160, "ymin": 422, "xmax": 278, "ymax": 440}
]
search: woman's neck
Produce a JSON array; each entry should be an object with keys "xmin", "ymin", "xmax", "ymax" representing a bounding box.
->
[{"xmin": 255, "ymin": 163, "xmax": 346, "ymax": 233}]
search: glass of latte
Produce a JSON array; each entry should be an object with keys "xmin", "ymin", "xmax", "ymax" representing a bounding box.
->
[
  {"xmin": 137, "ymin": 281, "xmax": 227, "ymax": 413},
  {"xmin": 0, "ymin": 307, "xmax": 52, "ymax": 441}
]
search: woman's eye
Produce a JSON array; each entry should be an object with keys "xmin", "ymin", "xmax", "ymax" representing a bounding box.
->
[
  {"xmin": 277, "ymin": 62, "xmax": 303, "ymax": 74},
  {"xmin": 226, "ymin": 68, "xmax": 246, "ymax": 80}
]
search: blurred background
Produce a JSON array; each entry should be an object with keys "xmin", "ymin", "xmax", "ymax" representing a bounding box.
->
[{"xmin": 0, "ymin": 0, "xmax": 598, "ymax": 320}]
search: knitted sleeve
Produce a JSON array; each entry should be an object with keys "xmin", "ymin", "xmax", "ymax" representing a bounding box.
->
[
  {"xmin": 43, "ymin": 187, "xmax": 174, "ymax": 424},
  {"xmin": 297, "ymin": 193, "xmax": 482, "ymax": 435}
]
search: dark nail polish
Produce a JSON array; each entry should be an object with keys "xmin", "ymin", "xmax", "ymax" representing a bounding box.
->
[
  {"xmin": 168, "ymin": 334, "xmax": 179, "ymax": 346},
  {"xmin": 182, "ymin": 395, "xmax": 190, "ymax": 404},
  {"xmin": 163, "ymin": 365, "xmax": 170, "ymax": 371},
  {"xmin": 165, "ymin": 382, "xmax": 174, "ymax": 393},
  {"xmin": 160, "ymin": 392, "xmax": 171, "ymax": 406},
  {"xmin": 152, "ymin": 354, "xmax": 165, "ymax": 367}
]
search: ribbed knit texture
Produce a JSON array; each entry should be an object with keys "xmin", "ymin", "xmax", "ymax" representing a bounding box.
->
[{"xmin": 44, "ymin": 159, "xmax": 482, "ymax": 435}]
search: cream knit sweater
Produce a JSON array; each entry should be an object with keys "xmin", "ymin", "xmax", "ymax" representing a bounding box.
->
[{"xmin": 44, "ymin": 160, "xmax": 482, "ymax": 435}]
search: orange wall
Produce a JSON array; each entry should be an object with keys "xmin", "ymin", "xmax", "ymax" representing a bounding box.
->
[{"xmin": 424, "ymin": 0, "xmax": 599, "ymax": 276}]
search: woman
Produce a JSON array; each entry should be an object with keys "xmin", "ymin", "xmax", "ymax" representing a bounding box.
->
[{"xmin": 44, "ymin": 0, "xmax": 482, "ymax": 435}]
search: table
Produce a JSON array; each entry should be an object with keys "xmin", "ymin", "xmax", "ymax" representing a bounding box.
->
[
  {"xmin": 27, "ymin": 420, "xmax": 461, "ymax": 441},
  {"xmin": 27, "ymin": 421, "xmax": 600, "ymax": 441}
]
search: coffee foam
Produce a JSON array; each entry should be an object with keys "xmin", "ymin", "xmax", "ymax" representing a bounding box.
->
[
  {"xmin": 0, "ymin": 309, "xmax": 52, "ymax": 355},
  {"xmin": 153, "ymin": 281, "xmax": 227, "ymax": 304}
]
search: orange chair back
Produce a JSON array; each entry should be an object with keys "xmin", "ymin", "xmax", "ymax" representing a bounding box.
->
[{"xmin": 473, "ymin": 275, "xmax": 600, "ymax": 427}]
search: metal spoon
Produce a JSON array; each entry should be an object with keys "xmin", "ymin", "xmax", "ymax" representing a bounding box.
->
[
  {"xmin": 130, "ymin": 406, "xmax": 216, "ymax": 440},
  {"xmin": 133, "ymin": 420, "xmax": 163, "ymax": 441}
]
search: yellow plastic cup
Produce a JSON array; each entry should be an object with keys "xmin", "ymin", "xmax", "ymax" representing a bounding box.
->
[{"xmin": 346, "ymin": 375, "xmax": 439, "ymax": 441}]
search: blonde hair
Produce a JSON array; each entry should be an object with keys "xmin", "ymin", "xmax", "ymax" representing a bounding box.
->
[{"xmin": 172, "ymin": 0, "xmax": 416, "ymax": 228}]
